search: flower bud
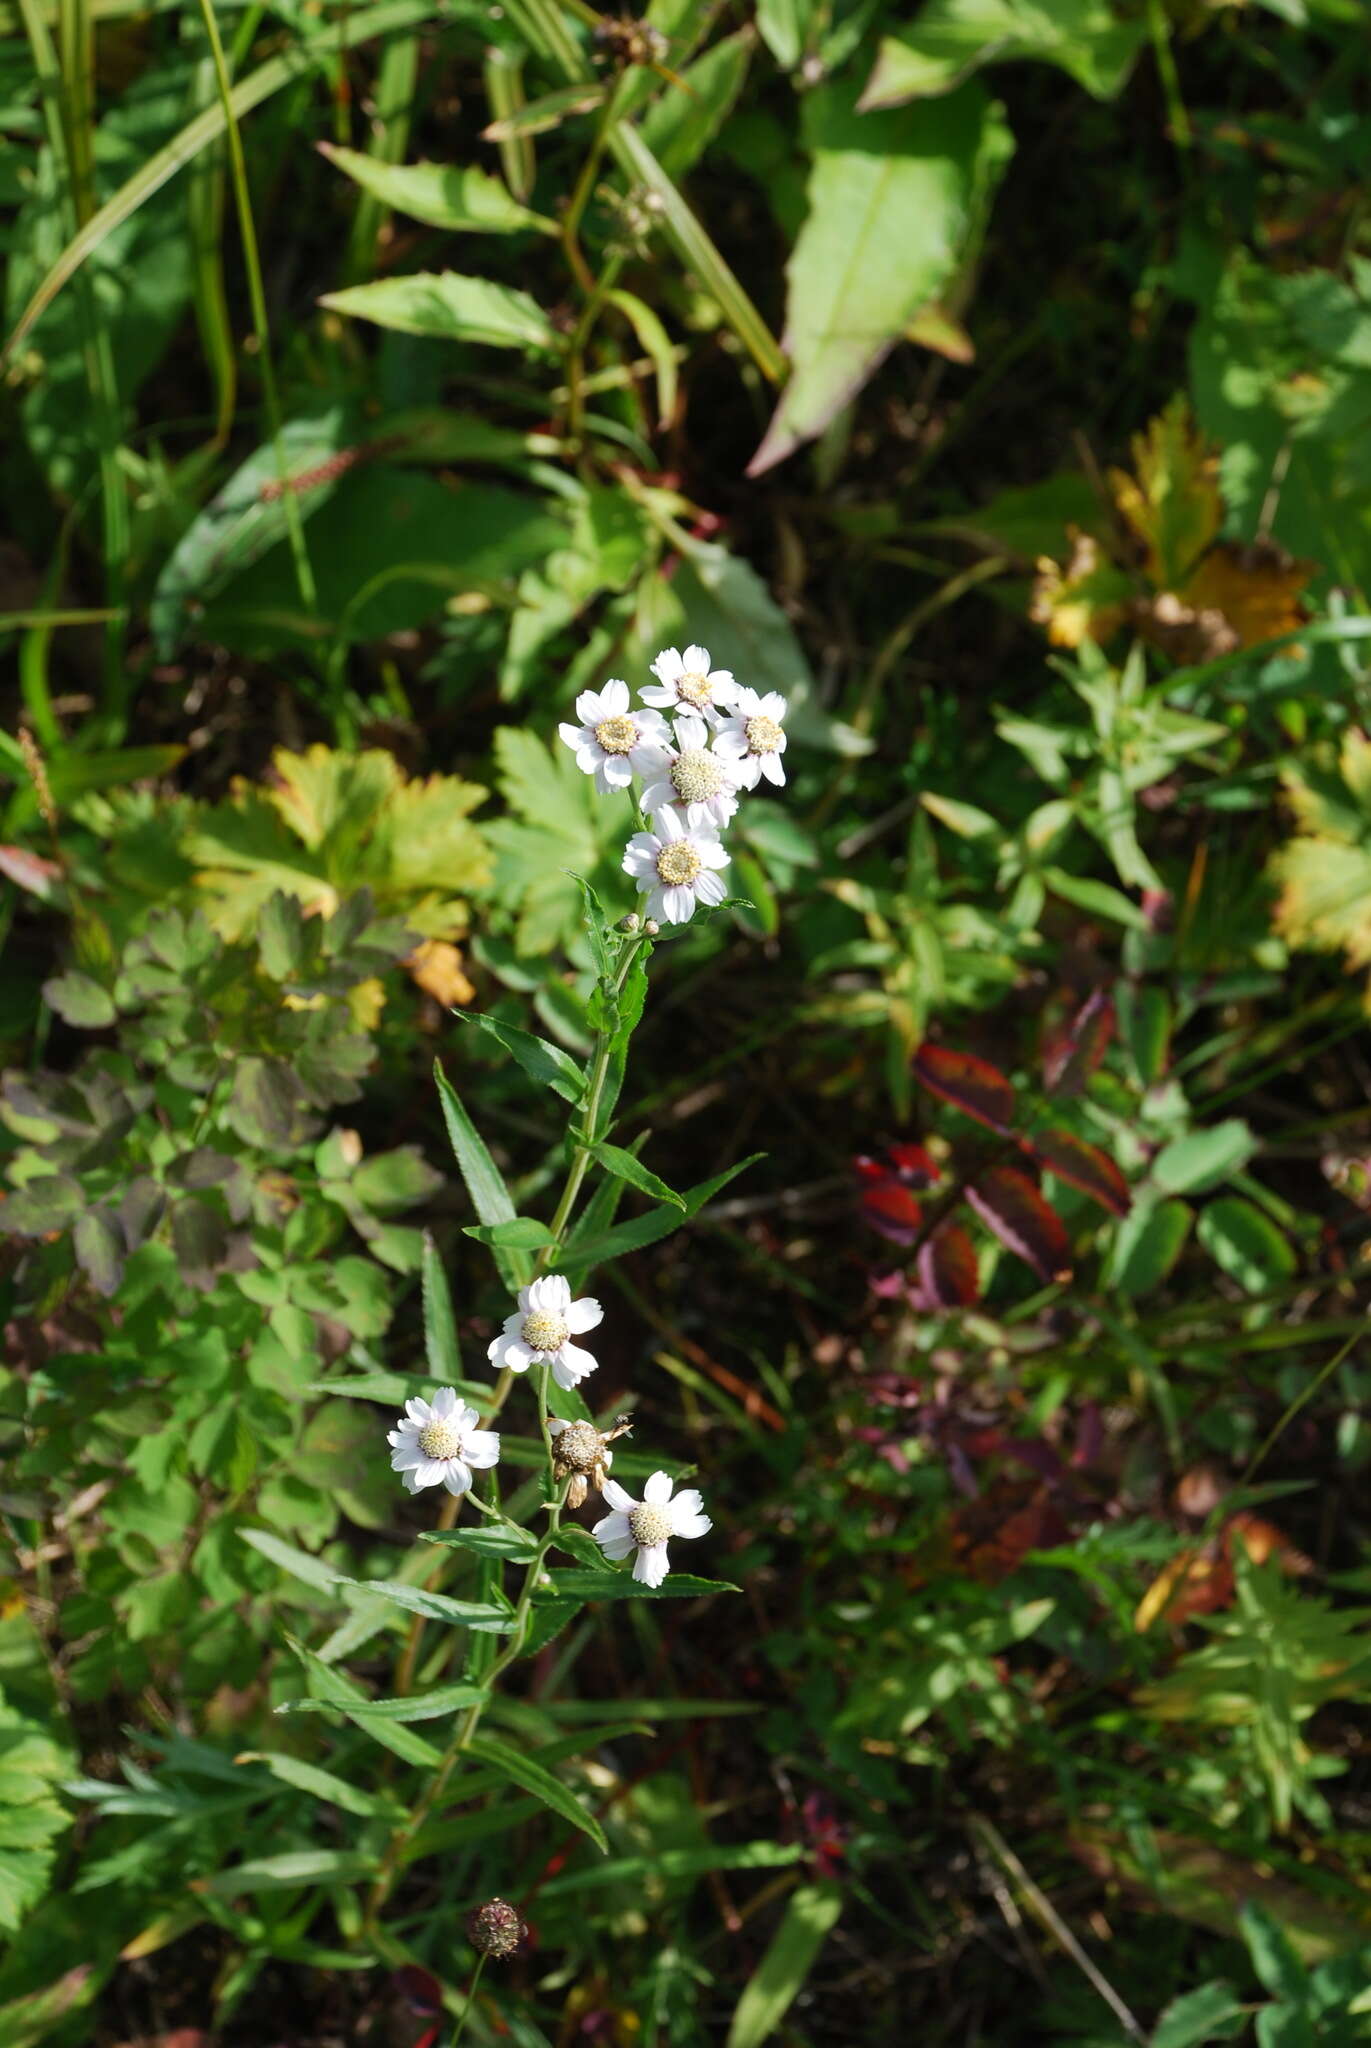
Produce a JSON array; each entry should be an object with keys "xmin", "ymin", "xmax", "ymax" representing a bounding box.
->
[
  {"xmin": 643, "ymin": 918, "xmax": 660, "ymax": 936},
  {"xmin": 622, "ymin": 912, "xmax": 641, "ymax": 932},
  {"xmin": 467, "ymin": 1897, "xmax": 524, "ymax": 1959}
]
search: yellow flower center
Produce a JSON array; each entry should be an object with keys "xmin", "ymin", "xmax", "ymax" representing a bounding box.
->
[
  {"xmin": 670, "ymin": 749, "xmax": 725, "ymax": 804},
  {"xmin": 594, "ymin": 714, "xmax": 637, "ymax": 755},
  {"xmin": 418, "ymin": 1417, "xmax": 464, "ymax": 1459},
  {"xmin": 676, "ymin": 668, "xmax": 713, "ymax": 707},
  {"xmin": 745, "ymin": 714, "xmax": 783, "ymax": 755},
  {"xmin": 522, "ymin": 1309, "xmax": 569, "ymax": 1352},
  {"xmin": 655, "ymin": 841, "xmax": 702, "ymax": 886},
  {"xmin": 629, "ymin": 1502, "xmax": 674, "ymax": 1547}
]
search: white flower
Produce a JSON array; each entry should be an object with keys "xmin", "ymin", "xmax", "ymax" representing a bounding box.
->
[
  {"xmin": 557, "ymin": 679, "xmax": 669, "ymax": 795},
  {"xmin": 715, "ymin": 686, "xmax": 789, "ymax": 790},
  {"xmin": 387, "ymin": 1387, "xmax": 500, "ymax": 1497},
  {"xmin": 622, "ymin": 809, "xmax": 729, "ymax": 925},
  {"xmin": 636, "ymin": 712, "xmax": 744, "ymax": 831},
  {"xmin": 487, "ymin": 1273, "xmax": 603, "ymax": 1390},
  {"xmin": 642, "ymin": 644, "xmax": 738, "ymax": 726},
  {"xmin": 592, "ymin": 1470, "xmax": 711, "ymax": 1587}
]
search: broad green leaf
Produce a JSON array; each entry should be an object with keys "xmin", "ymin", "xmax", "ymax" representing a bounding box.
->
[
  {"xmin": 1241, "ymin": 1902, "xmax": 1310, "ymax": 2008},
  {"xmin": 198, "ymin": 1850, "xmax": 376, "ymax": 1896},
  {"xmin": 749, "ymin": 79, "xmax": 1012, "ymax": 474},
  {"xmin": 1197, "ymin": 1197, "xmax": 1296, "ymax": 1295},
  {"xmin": 591, "ymin": 1143, "xmax": 684, "ymax": 1209},
  {"xmin": 41, "ymin": 971, "xmax": 114, "ymax": 1027},
  {"xmin": 277, "ymin": 1681, "xmax": 489, "ymax": 1722},
  {"xmin": 464, "ymin": 1733, "xmax": 607, "ymax": 1853},
  {"xmin": 330, "ymin": 1575, "xmax": 516, "ymax": 1631},
  {"xmin": 1108, "ymin": 1196, "xmax": 1192, "ymax": 1296},
  {"xmin": 458, "ymin": 1009, "xmax": 585, "ymax": 1104},
  {"xmin": 726, "ymin": 1881, "xmax": 844, "ymax": 2048},
  {"xmin": 318, "ymin": 144, "xmax": 555, "ymax": 234},
  {"xmin": 1152, "ymin": 1981, "xmax": 1249, "ymax": 2048},
  {"xmin": 435, "ymin": 1061, "xmax": 531, "ymax": 1287},
  {"xmin": 534, "ymin": 1571, "xmax": 739, "ymax": 1601},
  {"xmin": 1153, "ymin": 1120, "xmax": 1256, "ymax": 1195},
  {"xmin": 860, "ymin": 0, "xmax": 1148, "ymax": 110},
  {"xmin": 319, "ymin": 272, "xmax": 554, "ymax": 350}
]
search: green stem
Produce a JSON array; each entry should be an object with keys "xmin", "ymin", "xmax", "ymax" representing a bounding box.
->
[
  {"xmin": 194, "ymin": 0, "xmax": 317, "ymax": 618},
  {"xmin": 449, "ymin": 1953, "xmax": 488, "ymax": 2048},
  {"xmin": 537, "ymin": 933, "xmax": 646, "ymax": 1264}
]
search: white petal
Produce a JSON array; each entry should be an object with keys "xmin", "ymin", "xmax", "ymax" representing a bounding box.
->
[
  {"xmin": 733, "ymin": 685, "xmax": 761, "ymax": 717},
  {"xmin": 651, "ymin": 647, "xmax": 685, "ymax": 684},
  {"xmin": 552, "ymin": 1343, "xmax": 598, "ymax": 1389},
  {"xmin": 760, "ymin": 692, "xmax": 786, "ymax": 719},
  {"xmin": 682, "ymin": 644, "xmax": 710, "ymax": 672},
  {"xmin": 669, "ymin": 1487, "xmax": 704, "ymax": 1521},
  {"xmin": 663, "ymin": 885, "xmax": 695, "ymax": 924},
  {"xmin": 640, "ymin": 682, "xmax": 675, "ymax": 708},
  {"xmin": 601, "ymin": 677, "xmax": 629, "ymax": 714},
  {"xmin": 714, "ymin": 730, "xmax": 747, "ymax": 761},
  {"xmin": 623, "ymin": 835, "xmax": 661, "ymax": 879},
  {"xmin": 542, "ymin": 1274, "xmax": 572, "ymax": 1311},
  {"xmin": 462, "ymin": 1430, "xmax": 501, "ymax": 1469},
  {"xmin": 391, "ymin": 1445, "xmax": 424, "ymax": 1471},
  {"xmin": 457, "ymin": 1404, "xmax": 480, "ymax": 1432},
  {"xmin": 401, "ymin": 1467, "xmax": 421, "ymax": 1494},
  {"xmin": 557, "ymin": 721, "xmax": 583, "ymax": 751},
  {"xmin": 655, "ymin": 806, "xmax": 686, "ymax": 843},
  {"xmin": 633, "ymin": 1542, "xmax": 670, "ymax": 1587},
  {"xmin": 760, "ymin": 753, "xmax": 786, "ymax": 786},
  {"xmin": 645, "ymin": 885, "xmax": 670, "ymax": 923},
  {"xmin": 601, "ymin": 1481, "xmax": 635, "ymax": 1515},
  {"xmin": 432, "ymin": 1386, "xmax": 457, "ymax": 1419},
  {"xmin": 548, "ymin": 1417, "xmax": 568, "ymax": 1439},
  {"xmin": 710, "ymin": 674, "xmax": 738, "ymax": 704},
  {"xmin": 566, "ymin": 1295, "xmax": 603, "ymax": 1334},
  {"xmin": 695, "ymin": 871, "xmax": 725, "ymax": 906},
  {"xmin": 574, "ymin": 744, "xmax": 603, "ymax": 775},
  {"xmin": 598, "ymin": 1531, "xmax": 638, "ymax": 1561},
  {"xmin": 737, "ymin": 755, "xmax": 763, "ymax": 790},
  {"xmin": 698, "ymin": 838, "xmax": 730, "ymax": 870},
  {"xmin": 593, "ymin": 1509, "xmax": 632, "ymax": 1542},
  {"xmin": 638, "ymin": 779, "xmax": 675, "ymax": 819},
  {"xmin": 644, "ymin": 1470, "xmax": 674, "ymax": 1507},
  {"xmin": 489, "ymin": 1334, "xmax": 532, "ymax": 1371},
  {"xmin": 601, "ymin": 754, "xmax": 634, "ymax": 788},
  {"xmin": 404, "ymin": 1397, "xmax": 431, "ymax": 1423},
  {"xmin": 674, "ymin": 711, "xmax": 707, "ymax": 750},
  {"xmin": 411, "ymin": 1460, "xmax": 447, "ymax": 1489},
  {"xmin": 442, "ymin": 1460, "xmax": 473, "ymax": 1496},
  {"xmin": 575, "ymin": 689, "xmax": 605, "ymax": 725},
  {"xmin": 672, "ymin": 1511, "xmax": 712, "ymax": 1539}
]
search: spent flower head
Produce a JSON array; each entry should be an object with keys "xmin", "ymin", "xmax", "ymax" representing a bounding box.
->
[
  {"xmin": 467, "ymin": 1897, "xmax": 525, "ymax": 1958},
  {"xmin": 549, "ymin": 1412, "xmax": 632, "ymax": 1508},
  {"xmin": 387, "ymin": 1388, "xmax": 500, "ymax": 1497},
  {"xmin": 593, "ymin": 1470, "xmax": 711, "ymax": 1587},
  {"xmin": 621, "ymin": 810, "xmax": 729, "ymax": 926},
  {"xmin": 488, "ymin": 1273, "xmax": 603, "ymax": 1390},
  {"xmin": 642, "ymin": 643, "xmax": 738, "ymax": 726}
]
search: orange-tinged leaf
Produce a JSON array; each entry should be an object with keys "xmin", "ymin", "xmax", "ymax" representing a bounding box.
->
[
  {"xmin": 407, "ymin": 939, "xmax": 476, "ymax": 1008},
  {"xmin": 1180, "ymin": 537, "xmax": 1314, "ymax": 651},
  {"xmin": 965, "ymin": 1165, "xmax": 1072, "ymax": 1282},
  {"xmin": 1108, "ymin": 394, "xmax": 1222, "ymax": 590},
  {"xmin": 917, "ymin": 1221, "xmax": 980, "ymax": 1308},
  {"xmin": 1134, "ymin": 1546, "xmax": 1231, "ymax": 1632},
  {"xmin": 1029, "ymin": 528, "xmax": 1132, "ymax": 648},
  {"xmin": 912, "ymin": 1043, "xmax": 1016, "ymax": 1133},
  {"xmin": 1030, "ymin": 1128, "xmax": 1130, "ymax": 1216}
]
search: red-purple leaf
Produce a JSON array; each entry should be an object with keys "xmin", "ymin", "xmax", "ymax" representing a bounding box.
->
[
  {"xmin": 917, "ymin": 1221, "xmax": 980, "ymax": 1308},
  {"xmin": 965, "ymin": 1165, "xmax": 1073, "ymax": 1282},
  {"xmin": 912, "ymin": 1043, "xmax": 1016, "ymax": 1133},
  {"xmin": 1042, "ymin": 989, "xmax": 1115, "ymax": 1094},
  {"xmin": 1029, "ymin": 1129, "xmax": 1131, "ymax": 1217},
  {"xmin": 860, "ymin": 1180, "xmax": 922, "ymax": 1244},
  {"xmin": 885, "ymin": 1142, "xmax": 940, "ymax": 1188}
]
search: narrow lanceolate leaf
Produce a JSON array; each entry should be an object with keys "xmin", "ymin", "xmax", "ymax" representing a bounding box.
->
[
  {"xmin": 330, "ymin": 1576, "xmax": 516, "ymax": 1632},
  {"xmin": 859, "ymin": 0, "xmax": 1148, "ymax": 111},
  {"xmin": 965, "ymin": 1166, "xmax": 1073, "ymax": 1282},
  {"xmin": 591, "ymin": 1143, "xmax": 685, "ymax": 1209},
  {"xmin": 534, "ymin": 1571, "xmax": 739, "ymax": 1601},
  {"xmin": 482, "ymin": 80, "xmax": 610, "ymax": 140},
  {"xmin": 434, "ymin": 1061, "xmax": 530, "ymax": 1288},
  {"xmin": 463, "ymin": 1217, "xmax": 558, "ymax": 1250},
  {"xmin": 913, "ymin": 1041, "xmax": 1016, "ymax": 1132},
  {"xmin": 917, "ymin": 1221, "xmax": 980, "ymax": 1308},
  {"xmin": 464, "ymin": 1734, "xmax": 608, "ymax": 1854},
  {"xmin": 420, "ymin": 1524, "xmax": 539, "ymax": 1558},
  {"xmin": 749, "ymin": 78, "xmax": 1011, "ymax": 474},
  {"xmin": 726, "ymin": 1882, "xmax": 844, "ymax": 2048},
  {"xmin": 1029, "ymin": 1129, "xmax": 1130, "ymax": 1216},
  {"xmin": 567, "ymin": 1154, "xmax": 764, "ymax": 1269},
  {"xmin": 319, "ymin": 273, "xmax": 555, "ymax": 351},
  {"xmin": 318, "ymin": 145, "xmax": 556, "ymax": 234},
  {"xmin": 421, "ymin": 1231, "xmax": 461, "ymax": 1382},
  {"xmin": 285, "ymin": 1635, "xmax": 442, "ymax": 1767},
  {"xmin": 277, "ymin": 1681, "xmax": 489, "ymax": 1723},
  {"xmin": 236, "ymin": 1751, "xmax": 403, "ymax": 1820},
  {"xmin": 458, "ymin": 1010, "xmax": 585, "ymax": 1104},
  {"xmin": 198, "ymin": 1850, "xmax": 375, "ymax": 1896}
]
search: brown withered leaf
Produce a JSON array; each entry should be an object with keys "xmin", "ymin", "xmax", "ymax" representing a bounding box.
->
[{"xmin": 1134, "ymin": 1512, "xmax": 1312, "ymax": 1631}]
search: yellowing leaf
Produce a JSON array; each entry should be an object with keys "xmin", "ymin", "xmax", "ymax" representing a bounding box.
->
[
  {"xmin": 1108, "ymin": 394, "xmax": 1222, "ymax": 589},
  {"xmin": 1029, "ymin": 529, "xmax": 1132, "ymax": 647},
  {"xmin": 1270, "ymin": 728, "xmax": 1371, "ymax": 1004},
  {"xmin": 1179, "ymin": 537, "xmax": 1314, "ymax": 650},
  {"xmin": 407, "ymin": 940, "xmax": 476, "ymax": 1008}
]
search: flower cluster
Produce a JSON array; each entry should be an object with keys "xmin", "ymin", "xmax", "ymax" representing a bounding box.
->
[
  {"xmin": 559, "ymin": 644, "xmax": 790, "ymax": 926},
  {"xmin": 386, "ymin": 1285, "xmax": 710, "ymax": 1581}
]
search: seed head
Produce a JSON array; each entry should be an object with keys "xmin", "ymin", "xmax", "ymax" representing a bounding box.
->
[{"xmin": 467, "ymin": 1897, "xmax": 524, "ymax": 1959}]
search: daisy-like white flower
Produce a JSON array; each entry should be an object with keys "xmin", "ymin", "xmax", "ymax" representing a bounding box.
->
[
  {"xmin": 592, "ymin": 1470, "xmax": 711, "ymax": 1587},
  {"xmin": 642, "ymin": 644, "xmax": 737, "ymax": 726},
  {"xmin": 557, "ymin": 678, "xmax": 669, "ymax": 794},
  {"xmin": 387, "ymin": 1387, "xmax": 500, "ymax": 1497},
  {"xmin": 622, "ymin": 809, "xmax": 729, "ymax": 925},
  {"xmin": 715, "ymin": 685, "xmax": 789, "ymax": 790},
  {"xmin": 637, "ymin": 712, "xmax": 744, "ymax": 831},
  {"xmin": 487, "ymin": 1273, "xmax": 602, "ymax": 1390}
]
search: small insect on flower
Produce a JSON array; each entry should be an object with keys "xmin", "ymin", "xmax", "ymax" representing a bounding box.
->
[
  {"xmin": 488, "ymin": 1274, "xmax": 603, "ymax": 1390},
  {"xmin": 593, "ymin": 1470, "xmax": 711, "ymax": 1587},
  {"xmin": 549, "ymin": 1413, "xmax": 633, "ymax": 1508},
  {"xmin": 558, "ymin": 678, "xmax": 669, "ymax": 795},
  {"xmin": 637, "ymin": 711, "xmax": 745, "ymax": 831},
  {"xmin": 715, "ymin": 685, "xmax": 789, "ymax": 790},
  {"xmin": 621, "ymin": 809, "xmax": 729, "ymax": 925},
  {"xmin": 387, "ymin": 1388, "xmax": 500, "ymax": 1497},
  {"xmin": 642, "ymin": 644, "xmax": 738, "ymax": 726}
]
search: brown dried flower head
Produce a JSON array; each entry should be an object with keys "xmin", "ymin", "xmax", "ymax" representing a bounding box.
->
[
  {"xmin": 550, "ymin": 1413, "xmax": 633, "ymax": 1509},
  {"xmin": 466, "ymin": 1897, "xmax": 525, "ymax": 1959}
]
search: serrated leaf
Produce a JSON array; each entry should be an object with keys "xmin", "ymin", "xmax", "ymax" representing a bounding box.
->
[
  {"xmin": 277, "ymin": 1680, "xmax": 489, "ymax": 1722},
  {"xmin": 463, "ymin": 1216, "xmax": 558, "ymax": 1250},
  {"xmin": 320, "ymin": 272, "xmax": 555, "ymax": 350},
  {"xmin": 319, "ymin": 144, "xmax": 555, "ymax": 234},
  {"xmin": 284, "ymin": 1635, "xmax": 442, "ymax": 1767},
  {"xmin": 421, "ymin": 1231, "xmax": 461, "ymax": 1382},
  {"xmin": 534, "ymin": 1570, "xmax": 738, "ymax": 1600},
  {"xmin": 434, "ymin": 1061, "xmax": 530, "ymax": 1288},
  {"xmin": 464, "ymin": 1733, "xmax": 607, "ymax": 1853},
  {"xmin": 860, "ymin": 0, "xmax": 1147, "ymax": 110},
  {"xmin": 459, "ymin": 1010, "xmax": 585, "ymax": 1104},
  {"xmin": 420, "ymin": 1524, "xmax": 539, "ymax": 1558},
  {"xmin": 1152, "ymin": 1981, "xmax": 1248, "ymax": 2048},
  {"xmin": 330, "ymin": 1575, "xmax": 515, "ymax": 1632},
  {"xmin": 591, "ymin": 1143, "xmax": 684, "ymax": 1209},
  {"xmin": 567, "ymin": 1153, "xmax": 763, "ymax": 1268},
  {"xmin": 41, "ymin": 970, "xmax": 115, "ymax": 1028}
]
